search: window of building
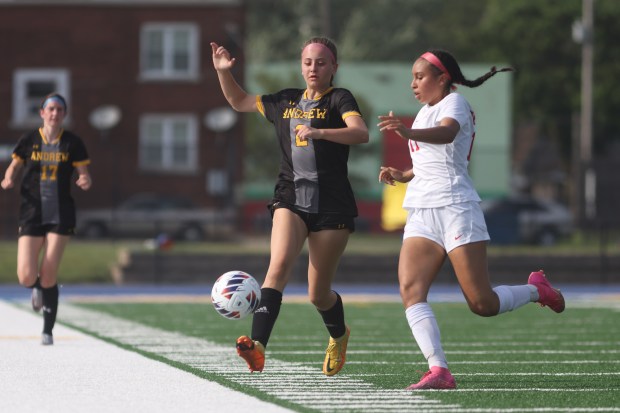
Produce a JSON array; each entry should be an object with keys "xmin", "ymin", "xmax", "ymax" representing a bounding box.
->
[
  {"xmin": 139, "ymin": 115, "xmax": 198, "ymax": 173},
  {"xmin": 140, "ymin": 23, "xmax": 199, "ymax": 80},
  {"xmin": 12, "ymin": 69, "xmax": 70, "ymax": 126}
]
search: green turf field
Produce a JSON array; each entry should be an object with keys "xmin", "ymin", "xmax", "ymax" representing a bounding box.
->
[{"xmin": 60, "ymin": 300, "xmax": 619, "ymax": 412}]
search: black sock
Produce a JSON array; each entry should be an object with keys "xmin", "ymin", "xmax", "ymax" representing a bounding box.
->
[
  {"xmin": 318, "ymin": 291, "xmax": 346, "ymax": 339},
  {"xmin": 251, "ymin": 288, "xmax": 282, "ymax": 348},
  {"xmin": 42, "ymin": 284, "xmax": 59, "ymax": 335}
]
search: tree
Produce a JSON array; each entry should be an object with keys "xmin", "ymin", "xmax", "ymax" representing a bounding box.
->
[
  {"xmin": 245, "ymin": 0, "xmax": 620, "ymax": 182},
  {"xmin": 478, "ymin": 0, "xmax": 582, "ymax": 161}
]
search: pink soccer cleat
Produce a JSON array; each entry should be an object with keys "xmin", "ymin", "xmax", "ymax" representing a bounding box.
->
[
  {"xmin": 528, "ymin": 270, "xmax": 565, "ymax": 313},
  {"xmin": 406, "ymin": 366, "xmax": 456, "ymax": 390}
]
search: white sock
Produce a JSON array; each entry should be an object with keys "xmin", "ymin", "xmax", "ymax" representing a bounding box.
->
[
  {"xmin": 405, "ymin": 302, "xmax": 448, "ymax": 369},
  {"xmin": 493, "ymin": 285, "xmax": 538, "ymax": 314}
]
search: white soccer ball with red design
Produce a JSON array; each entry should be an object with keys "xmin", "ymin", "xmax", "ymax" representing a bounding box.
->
[{"xmin": 211, "ymin": 271, "xmax": 261, "ymax": 320}]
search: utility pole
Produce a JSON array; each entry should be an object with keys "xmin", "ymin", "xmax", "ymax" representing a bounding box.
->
[
  {"xmin": 573, "ymin": 0, "xmax": 595, "ymax": 226},
  {"xmin": 580, "ymin": 0, "xmax": 594, "ymax": 165},
  {"xmin": 319, "ymin": 0, "xmax": 332, "ymax": 38}
]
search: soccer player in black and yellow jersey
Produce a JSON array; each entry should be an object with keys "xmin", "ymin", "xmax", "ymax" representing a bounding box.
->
[
  {"xmin": 212, "ymin": 37, "xmax": 369, "ymax": 376},
  {"xmin": 2, "ymin": 93, "xmax": 91, "ymax": 345}
]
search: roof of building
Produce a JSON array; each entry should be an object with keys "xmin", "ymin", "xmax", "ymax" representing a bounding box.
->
[{"xmin": 0, "ymin": 0, "xmax": 240, "ymax": 6}]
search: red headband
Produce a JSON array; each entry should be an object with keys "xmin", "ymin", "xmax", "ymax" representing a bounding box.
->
[{"xmin": 421, "ymin": 52, "xmax": 451, "ymax": 80}]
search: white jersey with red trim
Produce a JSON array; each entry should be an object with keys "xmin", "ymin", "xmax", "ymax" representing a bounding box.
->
[{"xmin": 403, "ymin": 92, "xmax": 481, "ymax": 209}]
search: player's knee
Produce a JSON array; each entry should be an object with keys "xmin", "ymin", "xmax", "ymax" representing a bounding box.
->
[
  {"xmin": 266, "ymin": 260, "xmax": 294, "ymax": 282},
  {"xmin": 309, "ymin": 292, "xmax": 328, "ymax": 309},
  {"xmin": 398, "ymin": 280, "xmax": 426, "ymax": 305},
  {"xmin": 17, "ymin": 271, "xmax": 37, "ymax": 288},
  {"xmin": 467, "ymin": 298, "xmax": 498, "ymax": 317},
  {"xmin": 17, "ymin": 273, "xmax": 37, "ymax": 288},
  {"xmin": 309, "ymin": 288, "xmax": 337, "ymax": 310},
  {"xmin": 398, "ymin": 275, "xmax": 415, "ymax": 295}
]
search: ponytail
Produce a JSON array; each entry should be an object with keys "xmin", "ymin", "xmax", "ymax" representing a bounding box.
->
[
  {"xmin": 423, "ymin": 49, "xmax": 514, "ymax": 89},
  {"xmin": 459, "ymin": 66, "xmax": 514, "ymax": 88}
]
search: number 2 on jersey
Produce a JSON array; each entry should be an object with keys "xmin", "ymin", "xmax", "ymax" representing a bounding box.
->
[{"xmin": 294, "ymin": 125, "xmax": 308, "ymax": 147}]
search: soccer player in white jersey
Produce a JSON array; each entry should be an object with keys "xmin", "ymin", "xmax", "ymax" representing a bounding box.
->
[{"xmin": 377, "ymin": 50, "xmax": 565, "ymax": 390}]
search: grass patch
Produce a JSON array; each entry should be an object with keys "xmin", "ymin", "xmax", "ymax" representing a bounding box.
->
[
  {"xmin": 1, "ymin": 231, "xmax": 618, "ymax": 285},
  {"xmin": 0, "ymin": 240, "xmax": 139, "ymax": 284},
  {"xmin": 73, "ymin": 300, "xmax": 620, "ymax": 412}
]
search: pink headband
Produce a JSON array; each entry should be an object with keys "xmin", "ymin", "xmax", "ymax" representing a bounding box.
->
[
  {"xmin": 302, "ymin": 43, "xmax": 336, "ymax": 64},
  {"xmin": 421, "ymin": 52, "xmax": 451, "ymax": 80}
]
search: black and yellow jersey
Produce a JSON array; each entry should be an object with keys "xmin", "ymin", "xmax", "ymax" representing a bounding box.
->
[
  {"xmin": 257, "ymin": 87, "xmax": 362, "ymax": 216},
  {"xmin": 12, "ymin": 128, "xmax": 90, "ymax": 228}
]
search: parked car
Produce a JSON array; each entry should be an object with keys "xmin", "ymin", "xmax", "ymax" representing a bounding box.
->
[
  {"xmin": 76, "ymin": 193, "xmax": 234, "ymax": 241},
  {"xmin": 481, "ymin": 196, "xmax": 573, "ymax": 246}
]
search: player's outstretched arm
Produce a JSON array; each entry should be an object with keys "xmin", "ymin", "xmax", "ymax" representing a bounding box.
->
[
  {"xmin": 378, "ymin": 111, "xmax": 459, "ymax": 145},
  {"xmin": 210, "ymin": 42, "xmax": 257, "ymax": 113},
  {"xmin": 379, "ymin": 166, "xmax": 414, "ymax": 186},
  {"xmin": 75, "ymin": 165, "xmax": 92, "ymax": 191},
  {"xmin": 296, "ymin": 115, "xmax": 369, "ymax": 146},
  {"xmin": 377, "ymin": 111, "xmax": 414, "ymax": 140},
  {"xmin": 1, "ymin": 158, "xmax": 23, "ymax": 190}
]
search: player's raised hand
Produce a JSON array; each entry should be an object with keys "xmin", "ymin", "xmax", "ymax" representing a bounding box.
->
[
  {"xmin": 211, "ymin": 42, "xmax": 235, "ymax": 71},
  {"xmin": 377, "ymin": 111, "xmax": 411, "ymax": 140}
]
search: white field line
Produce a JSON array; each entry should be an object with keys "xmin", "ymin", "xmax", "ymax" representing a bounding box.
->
[
  {"xmin": 448, "ymin": 389, "xmax": 616, "ymax": 392},
  {"xmin": 65, "ymin": 294, "xmax": 620, "ymax": 306},
  {"xmin": 269, "ymin": 340, "xmax": 620, "ymax": 348},
  {"xmin": 344, "ymin": 360, "xmax": 620, "ymax": 365},
  {"xmin": 55, "ymin": 303, "xmax": 620, "ymax": 413},
  {"xmin": 357, "ymin": 370, "xmax": 620, "ymax": 377},
  {"xmin": 277, "ymin": 349, "xmax": 620, "ymax": 355},
  {"xmin": 418, "ymin": 409, "xmax": 620, "ymax": 412},
  {"xmin": 57, "ymin": 303, "xmax": 451, "ymax": 413},
  {"xmin": 457, "ymin": 372, "xmax": 620, "ymax": 376},
  {"xmin": 265, "ymin": 370, "xmax": 620, "ymax": 378},
  {"xmin": 569, "ymin": 301, "xmax": 620, "ymax": 310},
  {"xmin": 0, "ymin": 300, "xmax": 293, "ymax": 413},
  {"xmin": 443, "ymin": 341, "xmax": 620, "ymax": 347}
]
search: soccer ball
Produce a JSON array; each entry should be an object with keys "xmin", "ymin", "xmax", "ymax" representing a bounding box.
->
[{"xmin": 211, "ymin": 271, "xmax": 261, "ymax": 320}]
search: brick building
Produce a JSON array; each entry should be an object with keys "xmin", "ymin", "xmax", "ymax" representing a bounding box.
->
[{"xmin": 0, "ymin": 0, "xmax": 244, "ymax": 238}]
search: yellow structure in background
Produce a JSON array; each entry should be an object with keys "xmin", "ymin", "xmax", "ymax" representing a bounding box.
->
[{"xmin": 380, "ymin": 182, "xmax": 408, "ymax": 231}]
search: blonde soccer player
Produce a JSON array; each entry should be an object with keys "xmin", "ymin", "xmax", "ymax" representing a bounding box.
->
[{"xmin": 211, "ymin": 37, "xmax": 369, "ymax": 375}]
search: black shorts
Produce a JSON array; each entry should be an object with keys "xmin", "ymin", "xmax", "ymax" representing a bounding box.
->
[
  {"xmin": 19, "ymin": 223, "xmax": 75, "ymax": 237},
  {"xmin": 269, "ymin": 201, "xmax": 355, "ymax": 233}
]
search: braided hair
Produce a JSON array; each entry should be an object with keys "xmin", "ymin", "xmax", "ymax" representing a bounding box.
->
[{"xmin": 424, "ymin": 49, "xmax": 513, "ymax": 90}]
